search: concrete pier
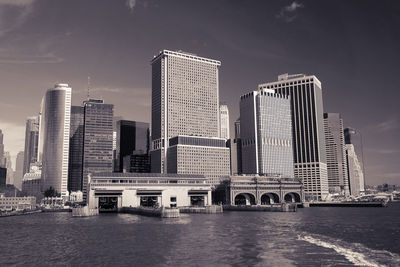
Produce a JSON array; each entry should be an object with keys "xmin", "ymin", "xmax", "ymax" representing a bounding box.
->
[
  {"xmin": 72, "ymin": 206, "xmax": 99, "ymax": 217},
  {"xmin": 119, "ymin": 207, "xmax": 180, "ymax": 218},
  {"xmin": 179, "ymin": 205, "xmax": 223, "ymax": 214},
  {"xmin": 223, "ymin": 203, "xmax": 297, "ymax": 212}
]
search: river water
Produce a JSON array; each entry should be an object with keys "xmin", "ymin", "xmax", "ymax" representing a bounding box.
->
[{"xmin": 1, "ymin": 203, "xmax": 400, "ymax": 266}]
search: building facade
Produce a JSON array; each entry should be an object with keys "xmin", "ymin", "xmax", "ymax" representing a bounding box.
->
[
  {"xmin": 82, "ymin": 99, "xmax": 114, "ymax": 201},
  {"xmin": 259, "ymin": 74, "xmax": 329, "ymax": 200},
  {"xmin": 220, "ymin": 104, "xmax": 230, "ymax": 139},
  {"xmin": 14, "ymin": 151, "xmax": 24, "ymax": 190},
  {"xmin": 150, "ymin": 50, "xmax": 230, "ymax": 185},
  {"xmin": 344, "ymin": 128, "xmax": 365, "ymax": 196},
  {"xmin": 40, "ymin": 84, "xmax": 71, "ymax": 197},
  {"xmin": 23, "ymin": 116, "xmax": 39, "ymax": 175},
  {"xmin": 324, "ymin": 113, "xmax": 349, "ymax": 195},
  {"xmin": 115, "ymin": 120, "xmax": 149, "ymax": 172},
  {"xmin": 240, "ymin": 89, "xmax": 294, "ymax": 177},
  {"xmin": 88, "ymin": 173, "xmax": 212, "ymax": 211},
  {"xmin": 0, "ymin": 130, "xmax": 4, "ymax": 167},
  {"xmin": 68, "ymin": 106, "xmax": 84, "ymax": 192}
]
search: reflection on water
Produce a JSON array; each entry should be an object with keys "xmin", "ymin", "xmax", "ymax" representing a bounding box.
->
[{"xmin": 0, "ymin": 203, "xmax": 399, "ymax": 266}]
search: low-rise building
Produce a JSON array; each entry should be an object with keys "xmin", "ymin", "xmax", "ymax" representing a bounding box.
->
[
  {"xmin": 221, "ymin": 175, "xmax": 304, "ymax": 205},
  {"xmin": 88, "ymin": 173, "xmax": 212, "ymax": 212},
  {"xmin": 0, "ymin": 195, "xmax": 36, "ymax": 211}
]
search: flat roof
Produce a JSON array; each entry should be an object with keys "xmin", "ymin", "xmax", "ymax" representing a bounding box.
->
[
  {"xmin": 92, "ymin": 172, "xmax": 206, "ymax": 179},
  {"xmin": 151, "ymin": 49, "xmax": 221, "ymax": 66}
]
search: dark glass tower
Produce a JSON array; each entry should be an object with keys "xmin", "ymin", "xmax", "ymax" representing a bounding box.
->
[
  {"xmin": 23, "ymin": 117, "xmax": 39, "ymax": 175},
  {"xmin": 82, "ymin": 99, "xmax": 114, "ymax": 201},
  {"xmin": 115, "ymin": 120, "xmax": 150, "ymax": 172},
  {"xmin": 68, "ymin": 106, "xmax": 84, "ymax": 192}
]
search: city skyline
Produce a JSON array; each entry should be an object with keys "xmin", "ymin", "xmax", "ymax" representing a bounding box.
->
[{"xmin": 0, "ymin": 0, "xmax": 399, "ymax": 186}]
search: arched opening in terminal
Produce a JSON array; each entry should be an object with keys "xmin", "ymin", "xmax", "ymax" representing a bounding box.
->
[
  {"xmin": 261, "ymin": 193, "xmax": 280, "ymax": 205},
  {"xmin": 284, "ymin": 192, "xmax": 301, "ymax": 203},
  {"xmin": 234, "ymin": 193, "xmax": 256, "ymax": 205}
]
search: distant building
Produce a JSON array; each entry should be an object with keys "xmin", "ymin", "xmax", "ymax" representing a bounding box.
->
[
  {"xmin": 115, "ymin": 120, "xmax": 150, "ymax": 172},
  {"xmin": 4, "ymin": 152, "xmax": 13, "ymax": 185},
  {"xmin": 23, "ymin": 116, "xmax": 39, "ymax": 175},
  {"xmin": 39, "ymin": 83, "xmax": 72, "ymax": 197},
  {"xmin": 0, "ymin": 130, "xmax": 5, "ymax": 167},
  {"xmin": 14, "ymin": 151, "xmax": 24, "ymax": 190},
  {"xmin": 0, "ymin": 196, "xmax": 36, "ymax": 211},
  {"xmin": 240, "ymin": 89, "xmax": 294, "ymax": 177},
  {"xmin": 150, "ymin": 50, "xmax": 230, "ymax": 185},
  {"xmin": 233, "ymin": 118, "xmax": 242, "ymax": 175},
  {"xmin": 123, "ymin": 151, "xmax": 151, "ymax": 173},
  {"xmin": 345, "ymin": 144, "xmax": 364, "ymax": 196},
  {"xmin": 324, "ymin": 113, "xmax": 349, "ymax": 195},
  {"xmin": 0, "ymin": 167, "xmax": 6, "ymax": 186},
  {"xmin": 259, "ymin": 74, "xmax": 329, "ymax": 200},
  {"xmin": 22, "ymin": 167, "xmax": 42, "ymax": 200},
  {"xmin": 82, "ymin": 99, "xmax": 114, "ymax": 202},
  {"xmin": 68, "ymin": 106, "xmax": 84, "ymax": 192},
  {"xmin": 220, "ymin": 104, "xmax": 230, "ymax": 139}
]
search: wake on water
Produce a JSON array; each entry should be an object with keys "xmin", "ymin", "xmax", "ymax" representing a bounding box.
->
[{"xmin": 297, "ymin": 233, "xmax": 400, "ymax": 267}]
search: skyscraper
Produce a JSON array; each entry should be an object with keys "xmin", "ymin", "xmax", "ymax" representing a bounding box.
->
[
  {"xmin": 115, "ymin": 120, "xmax": 150, "ymax": 172},
  {"xmin": 40, "ymin": 83, "xmax": 71, "ymax": 197},
  {"xmin": 240, "ymin": 89, "xmax": 294, "ymax": 176},
  {"xmin": 0, "ymin": 130, "xmax": 4, "ymax": 167},
  {"xmin": 68, "ymin": 106, "xmax": 84, "ymax": 192},
  {"xmin": 4, "ymin": 151, "xmax": 13, "ymax": 185},
  {"xmin": 23, "ymin": 116, "xmax": 39, "ymax": 175},
  {"xmin": 14, "ymin": 151, "xmax": 24, "ymax": 190},
  {"xmin": 324, "ymin": 113, "xmax": 349, "ymax": 195},
  {"xmin": 219, "ymin": 104, "xmax": 230, "ymax": 139},
  {"xmin": 233, "ymin": 118, "xmax": 242, "ymax": 175},
  {"xmin": 150, "ymin": 50, "xmax": 230, "ymax": 185},
  {"xmin": 259, "ymin": 74, "xmax": 328, "ymax": 200},
  {"xmin": 82, "ymin": 99, "xmax": 114, "ymax": 201},
  {"xmin": 344, "ymin": 128, "xmax": 365, "ymax": 196}
]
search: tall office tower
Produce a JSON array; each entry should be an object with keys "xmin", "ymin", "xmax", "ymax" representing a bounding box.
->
[
  {"xmin": 82, "ymin": 99, "xmax": 114, "ymax": 201},
  {"xmin": 23, "ymin": 116, "xmax": 39, "ymax": 175},
  {"xmin": 40, "ymin": 83, "xmax": 71, "ymax": 197},
  {"xmin": 68, "ymin": 106, "xmax": 84, "ymax": 192},
  {"xmin": 259, "ymin": 74, "xmax": 328, "ymax": 200},
  {"xmin": 115, "ymin": 120, "xmax": 150, "ymax": 172},
  {"xmin": 220, "ymin": 104, "xmax": 230, "ymax": 139},
  {"xmin": 4, "ymin": 152, "xmax": 13, "ymax": 185},
  {"xmin": 324, "ymin": 113, "xmax": 349, "ymax": 195},
  {"xmin": 240, "ymin": 89, "xmax": 294, "ymax": 176},
  {"xmin": 14, "ymin": 151, "xmax": 24, "ymax": 190},
  {"xmin": 344, "ymin": 128, "xmax": 365, "ymax": 195},
  {"xmin": 0, "ymin": 167, "xmax": 6, "ymax": 186},
  {"xmin": 233, "ymin": 118, "xmax": 242, "ymax": 174},
  {"xmin": 150, "ymin": 50, "xmax": 230, "ymax": 185}
]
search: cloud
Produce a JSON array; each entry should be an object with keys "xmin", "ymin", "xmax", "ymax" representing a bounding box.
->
[
  {"xmin": 276, "ymin": 1, "xmax": 304, "ymax": 23},
  {"xmin": 0, "ymin": 52, "xmax": 64, "ymax": 64},
  {"xmin": 126, "ymin": 0, "xmax": 136, "ymax": 12},
  {"xmin": 376, "ymin": 118, "xmax": 398, "ymax": 133},
  {"xmin": 0, "ymin": 0, "xmax": 35, "ymax": 6}
]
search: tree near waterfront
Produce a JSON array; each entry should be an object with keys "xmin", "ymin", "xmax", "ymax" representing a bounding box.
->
[{"xmin": 43, "ymin": 187, "xmax": 60, "ymax": 197}]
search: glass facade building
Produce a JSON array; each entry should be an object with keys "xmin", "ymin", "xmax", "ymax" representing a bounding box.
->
[
  {"xmin": 324, "ymin": 113, "xmax": 349, "ymax": 195},
  {"xmin": 82, "ymin": 99, "xmax": 114, "ymax": 201},
  {"xmin": 68, "ymin": 106, "xmax": 84, "ymax": 192},
  {"xmin": 115, "ymin": 120, "xmax": 149, "ymax": 172},
  {"xmin": 23, "ymin": 116, "xmax": 39, "ymax": 175},
  {"xmin": 40, "ymin": 84, "xmax": 71, "ymax": 197},
  {"xmin": 259, "ymin": 74, "xmax": 328, "ymax": 200}
]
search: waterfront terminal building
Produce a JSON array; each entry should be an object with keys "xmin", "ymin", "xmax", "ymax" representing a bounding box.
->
[{"xmin": 87, "ymin": 173, "xmax": 212, "ymax": 212}]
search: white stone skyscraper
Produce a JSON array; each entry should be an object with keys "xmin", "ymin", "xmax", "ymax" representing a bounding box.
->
[
  {"xmin": 150, "ymin": 50, "xmax": 230, "ymax": 185},
  {"xmin": 240, "ymin": 89, "xmax": 294, "ymax": 177},
  {"xmin": 259, "ymin": 74, "xmax": 329, "ymax": 200},
  {"xmin": 40, "ymin": 83, "xmax": 71, "ymax": 197},
  {"xmin": 219, "ymin": 104, "xmax": 230, "ymax": 139},
  {"xmin": 324, "ymin": 113, "xmax": 349, "ymax": 195}
]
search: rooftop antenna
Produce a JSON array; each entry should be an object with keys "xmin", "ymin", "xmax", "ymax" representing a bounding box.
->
[{"xmin": 87, "ymin": 76, "xmax": 91, "ymax": 100}]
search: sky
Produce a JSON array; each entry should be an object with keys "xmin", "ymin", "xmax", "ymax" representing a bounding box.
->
[{"xmin": 0, "ymin": 0, "xmax": 399, "ymax": 186}]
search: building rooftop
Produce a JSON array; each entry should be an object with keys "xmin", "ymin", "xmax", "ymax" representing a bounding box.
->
[
  {"xmin": 151, "ymin": 49, "xmax": 221, "ymax": 66},
  {"xmin": 91, "ymin": 172, "xmax": 206, "ymax": 179}
]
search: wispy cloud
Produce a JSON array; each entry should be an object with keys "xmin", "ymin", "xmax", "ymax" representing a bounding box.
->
[
  {"xmin": 376, "ymin": 118, "xmax": 398, "ymax": 133},
  {"xmin": 126, "ymin": 0, "xmax": 136, "ymax": 12},
  {"xmin": 276, "ymin": 1, "xmax": 304, "ymax": 23},
  {"xmin": 376, "ymin": 149, "xmax": 400, "ymax": 154},
  {"xmin": 0, "ymin": 52, "xmax": 63, "ymax": 64}
]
